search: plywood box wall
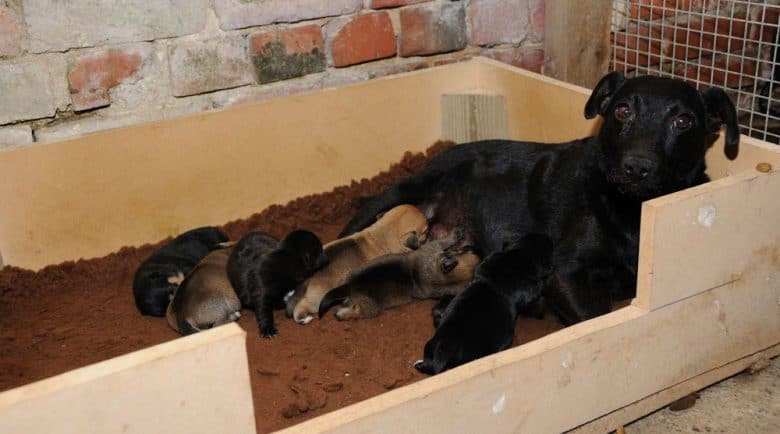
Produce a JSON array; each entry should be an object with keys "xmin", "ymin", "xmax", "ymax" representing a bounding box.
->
[{"xmin": 0, "ymin": 58, "xmax": 778, "ymax": 433}]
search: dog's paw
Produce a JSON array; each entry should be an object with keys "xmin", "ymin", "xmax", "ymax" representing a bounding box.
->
[
  {"xmin": 229, "ymin": 311, "xmax": 241, "ymax": 321},
  {"xmin": 335, "ymin": 306, "xmax": 360, "ymax": 321},
  {"xmin": 260, "ymin": 326, "xmax": 278, "ymax": 339},
  {"xmin": 296, "ymin": 315, "xmax": 313, "ymax": 325},
  {"xmin": 413, "ymin": 359, "xmax": 438, "ymax": 375},
  {"xmin": 283, "ymin": 290, "xmax": 296, "ymax": 303}
]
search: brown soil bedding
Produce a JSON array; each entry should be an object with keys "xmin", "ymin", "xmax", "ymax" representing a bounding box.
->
[{"xmin": 0, "ymin": 141, "xmax": 570, "ymax": 433}]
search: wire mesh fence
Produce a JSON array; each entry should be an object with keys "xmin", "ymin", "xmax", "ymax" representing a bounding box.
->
[{"xmin": 611, "ymin": 0, "xmax": 780, "ymax": 144}]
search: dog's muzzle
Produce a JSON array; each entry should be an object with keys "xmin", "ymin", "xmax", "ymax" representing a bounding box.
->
[{"xmin": 621, "ymin": 155, "xmax": 655, "ymax": 181}]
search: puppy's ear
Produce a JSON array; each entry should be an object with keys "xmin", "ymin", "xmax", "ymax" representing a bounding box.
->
[
  {"xmin": 701, "ymin": 87, "xmax": 740, "ymax": 160},
  {"xmin": 584, "ymin": 71, "xmax": 626, "ymax": 119}
]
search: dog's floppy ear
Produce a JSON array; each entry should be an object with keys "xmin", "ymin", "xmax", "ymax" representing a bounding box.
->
[
  {"xmin": 584, "ymin": 71, "xmax": 626, "ymax": 119},
  {"xmin": 700, "ymin": 87, "xmax": 740, "ymax": 160}
]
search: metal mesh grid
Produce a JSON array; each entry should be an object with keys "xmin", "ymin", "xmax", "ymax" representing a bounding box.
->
[{"xmin": 611, "ymin": 0, "xmax": 780, "ymax": 144}]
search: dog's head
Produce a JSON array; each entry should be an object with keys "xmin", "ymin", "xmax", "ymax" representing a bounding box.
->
[
  {"xmin": 585, "ymin": 71, "xmax": 739, "ymax": 200},
  {"xmin": 280, "ymin": 230, "xmax": 329, "ymax": 280}
]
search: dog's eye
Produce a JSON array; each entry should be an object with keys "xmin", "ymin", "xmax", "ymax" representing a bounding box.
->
[
  {"xmin": 674, "ymin": 114, "xmax": 694, "ymax": 130},
  {"xmin": 614, "ymin": 104, "xmax": 632, "ymax": 121}
]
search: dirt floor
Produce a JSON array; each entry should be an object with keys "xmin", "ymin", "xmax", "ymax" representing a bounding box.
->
[{"xmin": 0, "ymin": 140, "xmax": 573, "ymax": 433}]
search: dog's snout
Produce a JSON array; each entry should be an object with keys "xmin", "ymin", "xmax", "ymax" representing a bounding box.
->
[{"xmin": 622, "ymin": 156, "xmax": 655, "ymax": 179}]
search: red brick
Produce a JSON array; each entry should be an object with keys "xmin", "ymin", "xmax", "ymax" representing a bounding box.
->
[
  {"xmin": 628, "ymin": 0, "xmax": 708, "ymax": 21},
  {"xmin": 399, "ymin": 2, "xmax": 467, "ymax": 57},
  {"xmin": 68, "ymin": 46, "xmax": 149, "ymax": 111},
  {"xmin": 0, "ymin": 6, "xmax": 23, "ymax": 57},
  {"xmin": 369, "ymin": 0, "xmax": 432, "ymax": 9},
  {"xmin": 470, "ymin": 0, "xmax": 542, "ymax": 46},
  {"xmin": 484, "ymin": 46, "xmax": 545, "ymax": 73},
  {"xmin": 250, "ymin": 25, "xmax": 326, "ymax": 83},
  {"xmin": 613, "ymin": 13, "xmax": 750, "ymax": 68},
  {"xmin": 675, "ymin": 52, "xmax": 757, "ymax": 89},
  {"xmin": 748, "ymin": 6, "xmax": 779, "ymax": 43},
  {"xmin": 330, "ymin": 12, "xmax": 397, "ymax": 67}
]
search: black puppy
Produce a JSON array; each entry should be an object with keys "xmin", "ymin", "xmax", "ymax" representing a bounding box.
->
[
  {"xmin": 415, "ymin": 234, "xmax": 553, "ymax": 375},
  {"xmin": 341, "ymin": 72, "xmax": 739, "ymax": 373},
  {"xmin": 227, "ymin": 230, "xmax": 328, "ymax": 338},
  {"xmin": 133, "ymin": 226, "xmax": 229, "ymax": 316}
]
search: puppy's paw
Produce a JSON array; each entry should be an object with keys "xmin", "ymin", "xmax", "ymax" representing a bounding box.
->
[
  {"xmin": 229, "ymin": 311, "xmax": 241, "ymax": 321},
  {"xmin": 283, "ymin": 290, "xmax": 296, "ymax": 303},
  {"xmin": 335, "ymin": 306, "xmax": 360, "ymax": 321},
  {"xmin": 413, "ymin": 359, "xmax": 437, "ymax": 375},
  {"xmin": 260, "ymin": 325, "xmax": 278, "ymax": 338},
  {"xmin": 296, "ymin": 315, "xmax": 313, "ymax": 325}
]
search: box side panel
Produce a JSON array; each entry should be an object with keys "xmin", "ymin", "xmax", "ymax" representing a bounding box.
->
[
  {"xmin": 0, "ymin": 324, "xmax": 254, "ymax": 434},
  {"xmin": 474, "ymin": 60, "xmax": 601, "ymax": 143},
  {"xmin": 706, "ymin": 135, "xmax": 780, "ymax": 180},
  {"xmin": 635, "ymin": 169, "xmax": 780, "ymax": 310},
  {"xmin": 277, "ymin": 251, "xmax": 779, "ymax": 433},
  {"xmin": 571, "ymin": 343, "xmax": 780, "ymax": 433},
  {"xmin": 0, "ymin": 64, "xmax": 482, "ymax": 269}
]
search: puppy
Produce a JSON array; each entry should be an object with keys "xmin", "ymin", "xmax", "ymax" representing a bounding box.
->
[
  {"xmin": 414, "ymin": 234, "xmax": 553, "ymax": 375},
  {"xmin": 228, "ymin": 230, "xmax": 328, "ymax": 338},
  {"xmin": 286, "ymin": 204, "xmax": 428, "ymax": 324},
  {"xmin": 318, "ymin": 230, "xmax": 480, "ymax": 320},
  {"xmin": 133, "ymin": 226, "xmax": 229, "ymax": 316},
  {"xmin": 166, "ymin": 246, "xmax": 239, "ymax": 335}
]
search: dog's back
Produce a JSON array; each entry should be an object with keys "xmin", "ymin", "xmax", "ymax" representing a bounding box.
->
[
  {"xmin": 167, "ymin": 247, "xmax": 238, "ymax": 335},
  {"xmin": 134, "ymin": 226, "xmax": 229, "ymax": 317}
]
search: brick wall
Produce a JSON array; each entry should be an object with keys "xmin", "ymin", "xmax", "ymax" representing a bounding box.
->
[
  {"xmin": 611, "ymin": 0, "xmax": 779, "ymax": 114},
  {"xmin": 0, "ymin": 0, "xmax": 545, "ymax": 149}
]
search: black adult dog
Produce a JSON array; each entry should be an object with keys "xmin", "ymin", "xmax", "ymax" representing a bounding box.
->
[
  {"xmin": 133, "ymin": 226, "xmax": 229, "ymax": 316},
  {"xmin": 339, "ymin": 71, "xmax": 739, "ymax": 374}
]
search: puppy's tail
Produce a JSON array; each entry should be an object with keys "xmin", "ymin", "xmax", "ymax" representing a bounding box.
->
[{"xmin": 317, "ymin": 285, "xmax": 351, "ymax": 318}]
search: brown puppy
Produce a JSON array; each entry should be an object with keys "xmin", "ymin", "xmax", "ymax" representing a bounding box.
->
[
  {"xmin": 318, "ymin": 231, "xmax": 480, "ymax": 320},
  {"xmin": 166, "ymin": 246, "xmax": 239, "ymax": 335},
  {"xmin": 286, "ymin": 204, "xmax": 428, "ymax": 324}
]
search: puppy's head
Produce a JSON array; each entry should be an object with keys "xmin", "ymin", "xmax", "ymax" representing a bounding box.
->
[
  {"xmin": 372, "ymin": 204, "xmax": 429, "ymax": 251},
  {"xmin": 280, "ymin": 230, "xmax": 329, "ymax": 279},
  {"xmin": 585, "ymin": 71, "xmax": 739, "ymax": 200}
]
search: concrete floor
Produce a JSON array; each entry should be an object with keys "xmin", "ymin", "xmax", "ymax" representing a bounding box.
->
[{"xmin": 624, "ymin": 356, "xmax": 780, "ymax": 433}]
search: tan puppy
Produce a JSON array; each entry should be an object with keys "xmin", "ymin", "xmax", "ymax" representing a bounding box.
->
[
  {"xmin": 286, "ymin": 204, "xmax": 428, "ymax": 324},
  {"xmin": 318, "ymin": 232, "xmax": 480, "ymax": 320},
  {"xmin": 166, "ymin": 246, "xmax": 239, "ymax": 335}
]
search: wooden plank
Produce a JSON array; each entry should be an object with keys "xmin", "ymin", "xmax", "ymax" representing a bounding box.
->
[
  {"xmin": 544, "ymin": 0, "xmax": 613, "ymax": 89},
  {"xmin": 0, "ymin": 323, "xmax": 255, "ymax": 434},
  {"xmin": 0, "ymin": 61, "xmax": 484, "ymax": 270},
  {"xmin": 473, "ymin": 57, "xmax": 601, "ymax": 142},
  {"xmin": 441, "ymin": 93, "xmax": 509, "ymax": 143},
  {"xmin": 276, "ymin": 242, "xmax": 779, "ymax": 433},
  {"xmin": 634, "ymin": 169, "xmax": 780, "ymax": 310},
  {"xmin": 570, "ymin": 343, "xmax": 780, "ymax": 433}
]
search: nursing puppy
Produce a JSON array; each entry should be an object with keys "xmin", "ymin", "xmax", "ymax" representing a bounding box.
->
[
  {"xmin": 228, "ymin": 230, "xmax": 328, "ymax": 338},
  {"xmin": 286, "ymin": 204, "xmax": 428, "ymax": 324},
  {"xmin": 166, "ymin": 246, "xmax": 238, "ymax": 335},
  {"xmin": 133, "ymin": 226, "xmax": 229, "ymax": 316},
  {"xmin": 342, "ymin": 72, "xmax": 740, "ymax": 373},
  {"xmin": 318, "ymin": 231, "xmax": 480, "ymax": 320},
  {"xmin": 414, "ymin": 234, "xmax": 553, "ymax": 375}
]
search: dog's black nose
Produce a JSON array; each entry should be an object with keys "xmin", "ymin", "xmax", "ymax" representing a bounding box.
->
[{"xmin": 622, "ymin": 156, "xmax": 654, "ymax": 179}]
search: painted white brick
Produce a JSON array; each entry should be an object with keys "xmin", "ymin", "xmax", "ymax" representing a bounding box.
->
[
  {"xmin": 24, "ymin": 0, "xmax": 208, "ymax": 53},
  {"xmin": 0, "ymin": 124, "xmax": 33, "ymax": 149},
  {"xmin": 213, "ymin": 0, "xmax": 363, "ymax": 30},
  {"xmin": 0, "ymin": 55, "xmax": 68, "ymax": 125}
]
